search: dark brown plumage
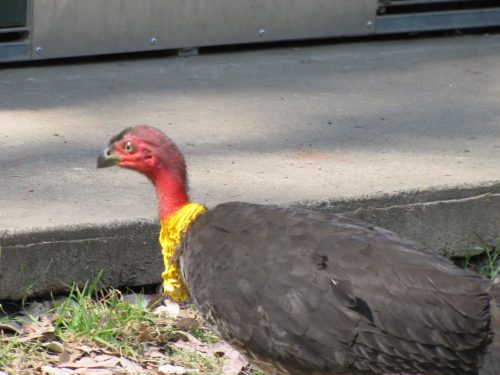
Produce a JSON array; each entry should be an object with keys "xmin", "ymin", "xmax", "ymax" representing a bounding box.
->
[
  {"xmin": 180, "ymin": 202, "xmax": 496, "ymax": 375},
  {"xmin": 98, "ymin": 126, "xmax": 499, "ymax": 375}
]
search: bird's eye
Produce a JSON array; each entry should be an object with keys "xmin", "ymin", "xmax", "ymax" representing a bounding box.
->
[{"xmin": 123, "ymin": 141, "xmax": 134, "ymax": 153}]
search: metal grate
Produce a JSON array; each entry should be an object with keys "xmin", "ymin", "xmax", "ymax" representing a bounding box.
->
[
  {"xmin": 379, "ymin": 0, "xmax": 500, "ymax": 15},
  {"xmin": 377, "ymin": 0, "xmax": 500, "ymax": 34}
]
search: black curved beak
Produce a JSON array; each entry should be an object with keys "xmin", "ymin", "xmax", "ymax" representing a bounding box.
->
[{"xmin": 97, "ymin": 148, "xmax": 120, "ymax": 168}]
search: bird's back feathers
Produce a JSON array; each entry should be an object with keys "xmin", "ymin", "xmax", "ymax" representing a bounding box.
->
[{"xmin": 178, "ymin": 202, "xmax": 493, "ymax": 375}]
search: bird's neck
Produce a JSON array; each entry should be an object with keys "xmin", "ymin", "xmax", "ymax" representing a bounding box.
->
[{"xmin": 151, "ymin": 168, "xmax": 189, "ymax": 221}]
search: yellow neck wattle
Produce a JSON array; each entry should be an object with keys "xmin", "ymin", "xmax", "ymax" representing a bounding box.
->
[{"xmin": 159, "ymin": 202, "xmax": 206, "ymax": 302}]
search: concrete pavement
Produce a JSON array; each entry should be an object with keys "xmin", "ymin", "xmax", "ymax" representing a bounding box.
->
[{"xmin": 2, "ymin": 33, "xmax": 500, "ymax": 299}]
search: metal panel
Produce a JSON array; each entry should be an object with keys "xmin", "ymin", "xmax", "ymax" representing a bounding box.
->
[
  {"xmin": 377, "ymin": 8, "xmax": 500, "ymax": 34},
  {"xmin": 32, "ymin": 0, "xmax": 376, "ymax": 59},
  {"xmin": 0, "ymin": 42, "xmax": 30, "ymax": 61},
  {"xmin": 0, "ymin": 0, "xmax": 32, "ymax": 62},
  {"xmin": 386, "ymin": 0, "xmax": 474, "ymax": 4}
]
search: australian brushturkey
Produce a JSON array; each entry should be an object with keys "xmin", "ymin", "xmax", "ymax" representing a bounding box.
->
[{"xmin": 98, "ymin": 126, "xmax": 499, "ymax": 375}]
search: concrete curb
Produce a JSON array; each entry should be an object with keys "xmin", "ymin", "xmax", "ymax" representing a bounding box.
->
[
  {"xmin": 0, "ymin": 220, "xmax": 163, "ymax": 301},
  {"xmin": 301, "ymin": 182, "xmax": 500, "ymax": 258},
  {"xmin": 2, "ymin": 182, "xmax": 500, "ymax": 301}
]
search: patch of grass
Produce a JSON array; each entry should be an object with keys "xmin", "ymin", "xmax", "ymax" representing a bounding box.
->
[
  {"xmin": 0, "ymin": 338, "xmax": 52, "ymax": 373},
  {"xmin": 0, "ymin": 277, "xmax": 245, "ymax": 374},
  {"xmin": 188, "ymin": 326, "xmax": 221, "ymax": 345},
  {"xmin": 52, "ymin": 277, "xmax": 160, "ymax": 357},
  {"xmin": 170, "ymin": 346, "xmax": 222, "ymax": 374},
  {"xmin": 455, "ymin": 243, "xmax": 500, "ymax": 279}
]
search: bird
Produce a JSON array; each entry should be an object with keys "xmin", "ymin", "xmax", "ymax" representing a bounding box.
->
[{"xmin": 97, "ymin": 125, "xmax": 499, "ymax": 375}]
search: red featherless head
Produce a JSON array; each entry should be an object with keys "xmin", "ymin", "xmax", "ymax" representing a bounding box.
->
[{"xmin": 97, "ymin": 126, "xmax": 189, "ymax": 219}]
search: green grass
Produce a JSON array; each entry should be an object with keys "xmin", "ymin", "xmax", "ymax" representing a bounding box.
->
[
  {"xmin": 0, "ymin": 275, "xmax": 234, "ymax": 373},
  {"xmin": 187, "ymin": 326, "xmax": 221, "ymax": 345},
  {"xmin": 456, "ymin": 244, "xmax": 500, "ymax": 279},
  {"xmin": 0, "ymin": 338, "xmax": 45, "ymax": 371},
  {"xmin": 170, "ymin": 347, "xmax": 222, "ymax": 374},
  {"xmin": 52, "ymin": 277, "xmax": 159, "ymax": 356}
]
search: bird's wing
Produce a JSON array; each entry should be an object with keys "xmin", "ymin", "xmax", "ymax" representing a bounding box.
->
[{"xmin": 179, "ymin": 202, "xmax": 492, "ymax": 374}]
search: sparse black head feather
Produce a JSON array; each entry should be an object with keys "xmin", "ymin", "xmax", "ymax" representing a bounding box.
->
[{"xmin": 108, "ymin": 127, "xmax": 133, "ymax": 145}]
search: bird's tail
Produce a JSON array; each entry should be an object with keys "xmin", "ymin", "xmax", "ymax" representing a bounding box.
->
[{"xmin": 480, "ymin": 278, "xmax": 500, "ymax": 375}]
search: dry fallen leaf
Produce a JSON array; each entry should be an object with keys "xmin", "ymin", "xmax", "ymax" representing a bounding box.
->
[
  {"xmin": 141, "ymin": 347, "xmax": 169, "ymax": 365},
  {"xmin": 170, "ymin": 331, "xmax": 247, "ymax": 375},
  {"xmin": 170, "ymin": 331, "xmax": 215, "ymax": 357},
  {"xmin": 129, "ymin": 321, "xmax": 157, "ymax": 343},
  {"xmin": 58, "ymin": 348, "xmax": 84, "ymax": 366},
  {"xmin": 174, "ymin": 317, "xmax": 200, "ymax": 331},
  {"xmin": 17, "ymin": 315, "xmax": 55, "ymax": 343},
  {"xmin": 74, "ymin": 368, "xmax": 115, "ymax": 375},
  {"xmin": 172, "ymin": 339, "xmax": 211, "ymax": 355},
  {"xmin": 158, "ymin": 364, "xmax": 190, "ymax": 374},
  {"xmin": 18, "ymin": 313, "xmax": 55, "ymax": 343},
  {"xmin": 41, "ymin": 365, "xmax": 73, "ymax": 375},
  {"xmin": 0, "ymin": 321, "xmax": 22, "ymax": 335},
  {"xmin": 74, "ymin": 344, "xmax": 95, "ymax": 354},
  {"xmin": 119, "ymin": 357, "xmax": 145, "ymax": 373},
  {"xmin": 210, "ymin": 342, "xmax": 248, "ymax": 375},
  {"xmin": 61, "ymin": 354, "xmax": 120, "ymax": 369},
  {"xmin": 171, "ymin": 330, "xmax": 206, "ymax": 345}
]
